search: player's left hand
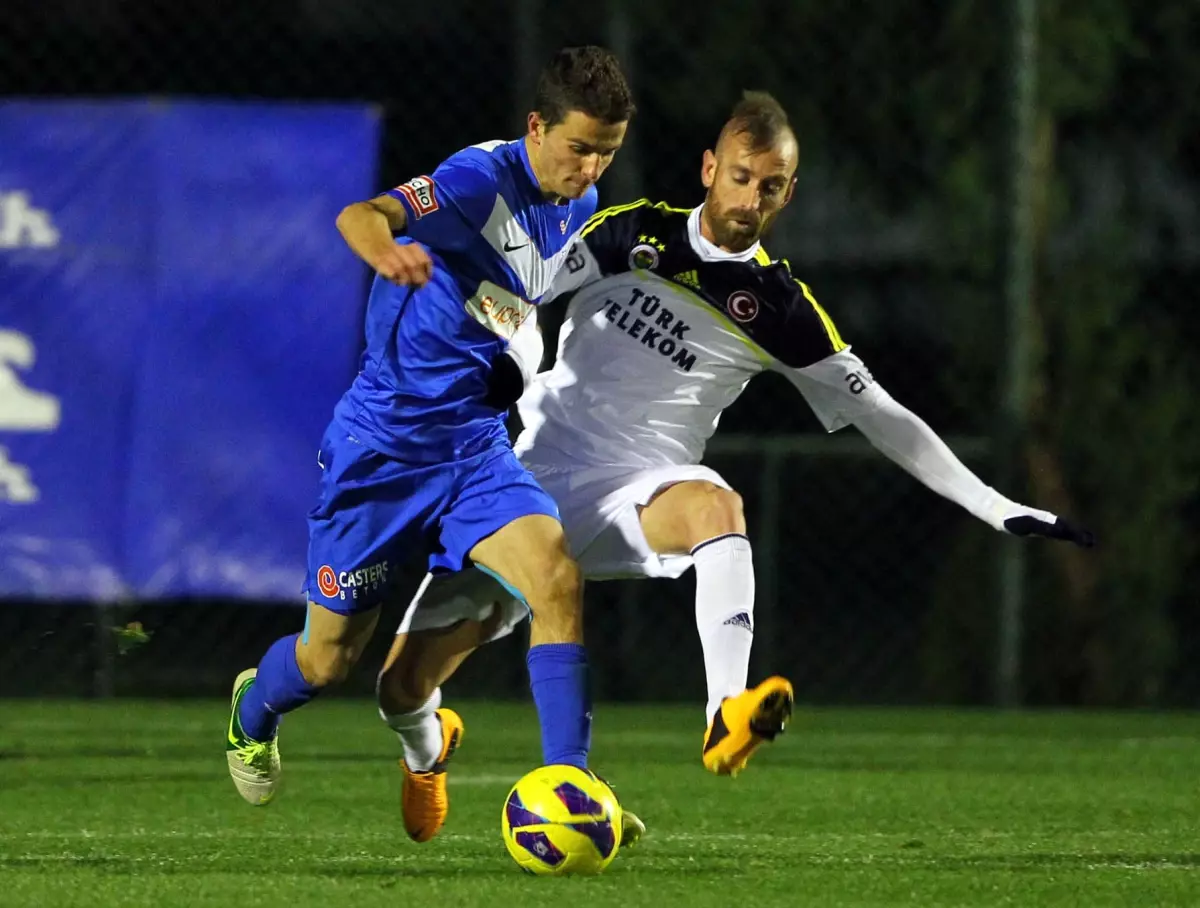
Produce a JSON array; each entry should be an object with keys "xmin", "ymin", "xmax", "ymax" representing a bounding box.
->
[{"xmin": 1001, "ymin": 506, "xmax": 1095, "ymax": 548}]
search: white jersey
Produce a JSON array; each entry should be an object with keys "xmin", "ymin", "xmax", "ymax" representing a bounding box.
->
[
  {"xmin": 514, "ymin": 202, "xmax": 889, "ymax": 468},
  {"xmin": 403, "ymin": 203, "xmax": 1081, "ymax": 642}
]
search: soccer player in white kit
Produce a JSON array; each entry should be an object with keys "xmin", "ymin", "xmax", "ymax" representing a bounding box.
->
[{"xmin": 375, "ymin": 91, "xmax": 1094, "ymax": 811}]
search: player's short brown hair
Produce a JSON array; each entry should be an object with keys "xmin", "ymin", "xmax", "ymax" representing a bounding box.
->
[
  {"xmin": 720, "ymin": 90, "xmax": 793, "ymax": 153},
  {"xmin": 535, "ymin": 46, "xmax": 636, "ymax": 128}
]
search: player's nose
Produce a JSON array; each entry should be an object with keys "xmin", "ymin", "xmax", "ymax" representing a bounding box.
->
[
  {"xmin": 726, "ymin": 185, "xmax": 757, "ymax": 212},
  {"xmin": 579, "ymin": 154, "xmax": 602, "ymax": 182}
]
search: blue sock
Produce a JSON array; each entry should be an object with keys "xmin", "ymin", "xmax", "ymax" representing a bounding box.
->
[
  {"xmin": 526, "ymin": 643, "xmax": 592, "ymax": 768},
  {"xmin": 237, "ymin": 634, "xmax": 319, "ymax": 742}
]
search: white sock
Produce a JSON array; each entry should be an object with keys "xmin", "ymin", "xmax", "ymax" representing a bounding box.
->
[
  {"xmin": 691, "ymin": 533, "xmax": 755, "ymax": 724},
  {"xmin": 379, "ymin": 688, "xmax": 444, "ymax": 772}
]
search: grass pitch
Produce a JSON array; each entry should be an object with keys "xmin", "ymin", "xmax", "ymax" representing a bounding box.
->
[{"xmin": 1, "ymin": 700, "xmax": 1197, "ymax": 907}]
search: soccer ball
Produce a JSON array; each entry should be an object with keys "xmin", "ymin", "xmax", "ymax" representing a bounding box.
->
[{"xmin": 501, "ymin": 765, "xmax": 623, "ymax": 875}]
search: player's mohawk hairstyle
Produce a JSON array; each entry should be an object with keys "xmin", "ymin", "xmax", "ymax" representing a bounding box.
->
[
  {"xmin": 535, "ymin": 46, "xmax": 636, "ymax": 128},
  {"xmin": 722, "ymin": 90, "xmax": 793, "ymax": 153}
]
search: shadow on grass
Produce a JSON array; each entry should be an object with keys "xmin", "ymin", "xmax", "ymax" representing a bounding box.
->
[
  {"xmin": 0, "ymin": 853, "xmax": 730, "ymax": 880},
  {"xmin": 931, "ymin": 852, "xmax": 1200, "ymax": 871},
  {"xmin": 0, "ymin": 746, "xmax": 395, "ymax": 762},
  {"xmin": 0, "ymin": 771, "xmax": 218, "ymax": 790}
]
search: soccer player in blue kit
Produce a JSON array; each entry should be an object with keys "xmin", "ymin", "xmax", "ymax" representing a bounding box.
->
[{"xmin": 225, "ymin": 47, "xmax": 636, "ymax": 840}]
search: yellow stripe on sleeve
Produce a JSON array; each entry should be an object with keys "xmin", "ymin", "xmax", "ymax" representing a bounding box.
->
[
  {"xmin": 580, "ymin": 198, "xmax": 652, "ymax": 238},
  {"xmin": 797, "ymin": 280, "xmax": 847, "ymax": 351},
  {"xmin": 649, "ymin": 200, "xmax": 692, "ymax": 216}
]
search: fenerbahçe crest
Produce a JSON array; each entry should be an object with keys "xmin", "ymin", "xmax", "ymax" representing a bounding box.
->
[{"xmin": 628, "ymin": 243, "xmax": 659, "ymax": 270}]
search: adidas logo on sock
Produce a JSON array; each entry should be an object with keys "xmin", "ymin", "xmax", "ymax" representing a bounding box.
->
[{"xmin": 723, "ymin": 611, "xmax": 753, "ymax": 631}]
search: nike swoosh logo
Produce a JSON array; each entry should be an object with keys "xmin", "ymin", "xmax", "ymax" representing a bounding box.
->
[{"xmin": 503, "ymin": 241, "xmax": 528, "ymax": 252}]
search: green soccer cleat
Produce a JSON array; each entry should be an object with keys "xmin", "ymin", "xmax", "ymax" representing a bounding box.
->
[
  {"xmin": 590, "ymin": 770, "xmax": 646, "ymax": 849},
  {"xmin": 621, "ymin": 808, "xmax": 646, "ymax": 849},
  {"xmin": 225, "ymin": 668, "xmax": 281, "ymax": 806}
]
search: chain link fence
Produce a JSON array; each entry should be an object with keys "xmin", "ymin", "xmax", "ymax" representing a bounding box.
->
[{"xmin": 2, "ymin": 0, "xmax": 1198, "ymax": 706}]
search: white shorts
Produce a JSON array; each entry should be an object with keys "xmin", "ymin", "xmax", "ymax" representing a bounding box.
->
[{"xmin": 396, "ymin": 460, "xmax": 731, "ymax": 642}]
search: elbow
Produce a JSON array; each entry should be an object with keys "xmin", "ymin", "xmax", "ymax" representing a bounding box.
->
[{"xmin": 335, "ymin": 203, "xmax": 358, "ymax": 238}]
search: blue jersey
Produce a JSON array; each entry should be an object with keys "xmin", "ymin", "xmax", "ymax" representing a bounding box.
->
[{"xmin": 332, "ymin": 138, "xmax": 598, "ymax": 463}]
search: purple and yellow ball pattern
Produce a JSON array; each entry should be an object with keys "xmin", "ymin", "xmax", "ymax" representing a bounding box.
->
[{"xmin": 501, "ymin": 765, "xmax": 623, "ymax": 875}]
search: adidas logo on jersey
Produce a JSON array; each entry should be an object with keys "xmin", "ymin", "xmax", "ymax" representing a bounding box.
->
[
  {"xmin": 0, "ymin": 192, "xmax": 60, "ymax": 249},
  {"xmin": 672, "ymin": 270, "xmax": 700, "ymax": 290}
]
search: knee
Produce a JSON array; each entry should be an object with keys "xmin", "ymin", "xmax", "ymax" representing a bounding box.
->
[
  {"xmin": 531, "ymin": 553, "xmax": 582, "ymax": 609},
  {"xmin": 523, "ymin": 553, "xmax": 583, "ymax": 643},
  {"xmin": 688, "ymin": 485, "xmax": 746, "ymax": 542},
  {"xmin": 403, "ymin": 673, "xmax": 440, "ymax": 706},
  {"xmin": 297, "ymin": 642, "xmax": 358, "ymax": 688}
]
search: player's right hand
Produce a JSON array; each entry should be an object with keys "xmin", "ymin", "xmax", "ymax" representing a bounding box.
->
[{"xmin": 372, "ymin": 243, "xmax": 434, "ymax": 287}]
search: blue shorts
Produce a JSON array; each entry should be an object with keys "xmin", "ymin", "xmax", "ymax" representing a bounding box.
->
[{"xmin": 304, "ymin": 428, "xmax": 559, "ymax": 614}]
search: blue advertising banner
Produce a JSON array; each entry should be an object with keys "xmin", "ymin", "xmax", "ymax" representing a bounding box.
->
[{"xmin": 0, "ymin": 100, "xmax": 378, "ymax": 601}]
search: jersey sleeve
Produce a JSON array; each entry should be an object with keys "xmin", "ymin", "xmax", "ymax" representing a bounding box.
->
[
  {"xmin": 386, "ymin": 150, "xmax": 497, "ymax": 252},
  {"xmin": 756, "ymin": 270, "xmax": 888, "ymax": 431},
  {"xmin": 543, "ymin": 199, "xmax": 650, "ymax": 301},
  {"xmin": 779, "ymin": 348, "xmax": 890, "ymax": 431},
  {"xmin": 544, "ymin": 238, "xmax": 601, "ymax": 301}
]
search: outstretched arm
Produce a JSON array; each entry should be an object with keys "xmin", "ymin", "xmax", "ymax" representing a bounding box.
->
[
  {"xmin": 759, "ymin": 271, "xmax": 1094, "ymax": 547},
  {"xmin": 780, "ymin": 347, "xmax": 1094, "ymax": 547},
  {"xmin": 850, "ymin": 391, "xmax": 1094, "ymax": 546}
]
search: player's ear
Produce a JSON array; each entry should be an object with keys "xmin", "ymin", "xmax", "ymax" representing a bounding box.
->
[
  {"xmin": 701, "ymin": 149, "xmax": 717, "ymax": 189},
  {"xmin": 783, "ymin": 176, "xmax": 797, "ymax": 206},
  {"xmin": 527, "ymin": 111, "xmax": 544, "ymax": 145}
]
